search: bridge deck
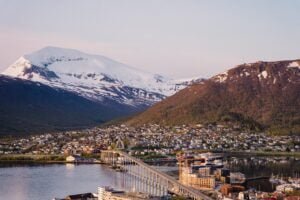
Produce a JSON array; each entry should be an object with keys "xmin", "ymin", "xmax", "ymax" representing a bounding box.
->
[{"xmin": 103, "ymin": 150, "xmax": 213, "ymax": 200}]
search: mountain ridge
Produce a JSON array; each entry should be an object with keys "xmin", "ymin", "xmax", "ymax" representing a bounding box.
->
[
  {"xmin": 126, "ymin": 59, "xmax": 300, "ymax": 135},
  {"xmin": 0, "ymin": 75, "xmax": 146, "ymax": 136},
  {"xmin": 2, "ymin": 46, "xmax": 201, "ymax": 108},
  {"xmin": 0, "ymin": 47, "xmax": 202, "ymax": 136}
]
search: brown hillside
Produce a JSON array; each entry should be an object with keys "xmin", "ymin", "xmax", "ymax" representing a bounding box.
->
[{"xmin": 127, "ymin": 60, "xmax": 300, "ymax": 134}]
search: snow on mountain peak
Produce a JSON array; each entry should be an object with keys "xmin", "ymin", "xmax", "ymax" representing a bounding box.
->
[
  {"xmin": 2, "ymin": 46, "xmax": 197, "ymax": 106},
  {"xmin": 3, "ymin": 56, "xmax": 31, "ymax": 76}
]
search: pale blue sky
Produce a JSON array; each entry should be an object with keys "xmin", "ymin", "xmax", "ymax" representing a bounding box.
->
[{"xmin": 0, "ymin": 0, "xmax": 300, "ymax": 78}]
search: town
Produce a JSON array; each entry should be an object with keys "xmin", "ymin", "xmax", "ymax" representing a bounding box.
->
[
  {"xmin": 1, "ymin": 124, "xmax": 300, "ymax": 156},
  {"xmin": 1, "ymin": 124, "xmax": 300, "ymax": 200}
]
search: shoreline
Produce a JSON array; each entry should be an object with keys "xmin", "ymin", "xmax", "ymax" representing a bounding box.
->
[
  {"xmin": 0, "ymin": 154, "xmax": 104, "ymax": 164},
  {"xmin": 0, "ymin": 160, "xmax": 104, "ymax": 164},
  {"xmin": 223, "ymin": 150, "xmax": 300, "ymax": 157},
  {"xmin": 1, "ymin": 150, "xmax": 300, "ymax": 165}
]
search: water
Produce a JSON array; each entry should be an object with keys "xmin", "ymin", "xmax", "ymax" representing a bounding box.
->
[
  {"xmin": 0, "ymin": 163, "xmax": 168, "ymax": 200},
  {"xmin": 0, "ymin": 164, "xmax": 123, "ymax": 200},
  {"xmin": 224, "ymin": 156, "xmax": 300, "ymax": 177},
  {"xmin": 0, "ymin": 156, "xmax": 299, "ymax": 199},
  {"xmin": 223, "ymin": 156, "xmax": 300, "ymax": 192}
]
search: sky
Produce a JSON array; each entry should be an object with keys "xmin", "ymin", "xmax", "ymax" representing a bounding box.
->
[{"xmin": 0, "ymin": 0, "xmax": 300, "ymax": 79}]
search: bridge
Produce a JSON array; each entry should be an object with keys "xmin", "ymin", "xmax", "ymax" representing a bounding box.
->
[{"xmin": 101, "ymin": 150, "xmax": 213, "ymax": 200}]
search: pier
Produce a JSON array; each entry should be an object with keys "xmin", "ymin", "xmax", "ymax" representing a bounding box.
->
[{"xmin": 101, "ymin": 150, "xmax": 212, "ymax": 200}]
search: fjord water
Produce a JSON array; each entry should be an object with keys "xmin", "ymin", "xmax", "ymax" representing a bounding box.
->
[
  {"xmin": 0, "ymin": 157, "xmax": 299, "ymax": 200},
  {"xmin": 0, "ymin": 163, "xmax": 171, "ymax": 200},
  {"xmin": 224, "ymin": 156, "xmax": 300, "ymax": 192},
  {"xmin": 0, "ymin": 164, "xmax": 123, "ymax": 200}
]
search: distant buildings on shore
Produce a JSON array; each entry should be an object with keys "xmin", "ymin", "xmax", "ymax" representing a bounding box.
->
[
  {"xmin": 177, "ymin": 151, "xmax": 300, "ymax": 200},
  {"xmin": 54, "ymin": 186, "xmax": 160, "ymax": 200},
  {"xmin": 65, "ymin": 155, "xmax": 101, "ymax": 164},
  {"xmin": 177, "ymin": 152, "xmax": 228, "ymax": 190}
]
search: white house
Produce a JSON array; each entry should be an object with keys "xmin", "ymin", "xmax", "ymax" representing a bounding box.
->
[{"xmin": 66, "ymin": 155, "xmax": 82, "ymax": 162}]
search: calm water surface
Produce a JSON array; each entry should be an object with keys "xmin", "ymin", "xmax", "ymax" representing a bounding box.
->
[
  {"xmin": 0, "ymin": 156, "xmax": 299, "ymax": 200},
  {"xmin": 0, "ymin": 164, "xmax": 123, "ymax": 200},
  {"xmin": 224, "ymin": 156, "xmax": 300, "ymax": 192}
]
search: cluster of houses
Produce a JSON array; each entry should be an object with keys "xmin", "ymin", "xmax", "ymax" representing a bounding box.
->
[{"xmin": 1, "ymin": 124, "xmax": 299, "ymax": 156}]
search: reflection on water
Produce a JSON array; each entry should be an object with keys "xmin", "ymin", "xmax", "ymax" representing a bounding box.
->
[
  {"xmin": 0, "ymin": 164, "xmax": 122, "ymax": 200},
  {"xmin": 0, "ymin": 164, "xmax": 168, "ymax": 200},
  {"xmin": 224, "ymin": 156, "xmax": 300, "ymax": 192},
  {"xmin": 65, "ymin": 163, "xmax": 75, "ymax": 170},
  {"xmin": 0, "ymin": 156, "xmax": 299, "ymax": 199},
  {"xmin": 224, "ymin": 156, "xmax": 300, "ymax": 178}
]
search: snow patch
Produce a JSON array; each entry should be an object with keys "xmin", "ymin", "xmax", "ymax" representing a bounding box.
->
[
  {"xmin": 2, "ymin": 56, "xmax": 32, "ymax": 77},
  {"xmin": 261, "ymin": 71, "xmax": 268, "ymax": 78},
  {"xmin": 287, "ymin": 61, "xmax": 300, "ymax": 69},
  {"xmin": 214, "ymin": 71, "xmax": 228, "ymax": 83},
  {"xmin": 258, "ymin": 70, "xmax": 268, "ymax": 80}
]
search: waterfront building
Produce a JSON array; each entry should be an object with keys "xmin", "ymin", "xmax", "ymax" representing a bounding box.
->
[
  {"xmin": 199, "ymin": 167, "xmax": 211, "ymax": 176},
  {"xmin": 230, "ymin": 172, "xmax": 246, "ymax": 184},
  {"xmin": 276, "ymin": 184, "xmax": 299, "ymax": 193},
  {"xmin": 180, "ymin": 172, "xmax": 216, "ymax": 190},
  {"xmin": 64, "ymin": 193, "xmax": 97, "ymax": 200},
  {"xmin": 215, "ymin": 168, "xmax": 230, "ymax": 183},
  {"xmin": 177, "ymin": 152, "xmax": 217, "ymax": 190},
  {"xmin": 55, "ymin": 193, "xmax": 97, "ymax": 200},
  {"xmin": 98, "ymin": 187, "xmax": 154, "ymax": 200},
  {"xmin": 66, "ymin": 155, "xmax": 82, "ymax": 162},
  {"xmin": 98, "ymin": 186, "xmax": 126, "ymax": 200},
  {"xmin": 220, "ymin": 184, "xmax": 245, "ymax": 196}
]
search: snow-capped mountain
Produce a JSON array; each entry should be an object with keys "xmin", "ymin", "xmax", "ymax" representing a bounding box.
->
[{"xmin": 2, "ymin": 46, "xmax": 199, "ymax": 107}]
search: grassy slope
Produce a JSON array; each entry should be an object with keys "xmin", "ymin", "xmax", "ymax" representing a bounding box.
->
[{"xmin": 127, "ymin": 61, "xmax": 300, "ymax": 135}]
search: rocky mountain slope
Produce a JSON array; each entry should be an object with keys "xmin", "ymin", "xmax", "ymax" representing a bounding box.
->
[{"xmin": 127, "ymin": 60, "xmax": 300, "ymax": 135}]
